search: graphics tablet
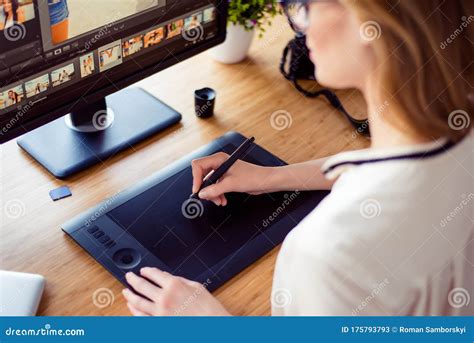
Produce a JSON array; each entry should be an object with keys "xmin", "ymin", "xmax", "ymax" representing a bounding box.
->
[{"xmin": 62, "ymin": 132, "xmax": 329, "ymax": 291}]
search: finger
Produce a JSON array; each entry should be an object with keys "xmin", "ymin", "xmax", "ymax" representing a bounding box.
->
[
  {"xmin": 221, "ymin": 195, "xmax": 228, "ymax": 206},
  {"xmin": 217, "ymin": 194, "xmax": 224, "ymax": 206},
  {"xmin": 198, "ymin": 178, "xmax": 232, "ymax": 200},
  {"xmin": 208, "ymin": 197, "xmax": 221, "ymax": 206},
  {"xmin": 191, "ymin": 153, "xmax": 228, "ymax": 193},
  {"xmin": 140, "ymin": 267, "xmax": 175, "ymax": 289},
  {"xmin": 191, "ymin": 165, "xmax": 210, "ymax": 194},
  {"xmin": 126, "ymin": 272, "xmax": 161, "ymax": 301},
  {"xmin": 122, "ymin": 289, "xmax": 155, "ymax": 314},
  {"xmin": 176, "ymin": 276, "xmax": 202, "ymax": 288},
  {"xmin": 214, "ymin": 196, "xmax": 222, "ymax": 206},
  {"xmin": 127, "ymin": 302, "xmax": 149, "ymax": 316}
]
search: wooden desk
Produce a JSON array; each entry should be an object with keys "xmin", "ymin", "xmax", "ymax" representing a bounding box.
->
[{"xmin": 0, "ymin": 16, "xmax": 369, "ymax": 316}]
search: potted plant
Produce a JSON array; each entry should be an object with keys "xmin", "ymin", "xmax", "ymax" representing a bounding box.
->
[{"xmin": 209, "ymin": 0, "xmax": 282, "ymax": 64}]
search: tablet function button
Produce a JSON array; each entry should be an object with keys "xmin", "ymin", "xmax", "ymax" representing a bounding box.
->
[
  {"xmin": 121, "ymin": 254, "xmax": 133, "ymax": 265},
  {"xmin": 86, "ymin": 225, "xmax": 99, "ymax": 234},
  {"xmin": 113, "ymin": 248, "xmax": 141, "ymax": 269},
  {"xmin": 98, "ymin": 235, "xmax": 110, "ymax": 244},
  {"xmin": 105, "ymin": 240, "xmax": 116, "ymax": 249},
  {"xmin": 93, "ymin": 231, "xmax": 104, "ymax": 238}
]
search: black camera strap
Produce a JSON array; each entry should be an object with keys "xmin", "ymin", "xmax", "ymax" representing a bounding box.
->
[{"xmin": 280, "ymin": 36, "xmax": 370, "ymax": 137}]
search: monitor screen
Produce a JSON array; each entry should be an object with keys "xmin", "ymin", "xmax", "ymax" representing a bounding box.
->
[{"xmin": 0, "ymin": 0, "xmax": 225, "ymax": 142}]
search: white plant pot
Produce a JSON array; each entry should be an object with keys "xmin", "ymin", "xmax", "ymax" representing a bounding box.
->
[{"xmin": 208, "ymin": 23, "xmax": 255, "ymax": 64}]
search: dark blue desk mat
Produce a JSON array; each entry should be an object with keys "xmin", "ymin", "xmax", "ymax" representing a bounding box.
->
[{"xmin": 62, "ymin": 132, "xmax": 329, "ymax": 291}]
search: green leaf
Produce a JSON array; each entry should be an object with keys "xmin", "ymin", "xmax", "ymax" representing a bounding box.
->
[{"xmin": 227, "ymin": 0, "xmax": 281, "ymax": 37}]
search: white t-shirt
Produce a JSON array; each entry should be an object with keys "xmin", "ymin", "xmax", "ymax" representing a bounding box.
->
[{"xmin": 272, "ymin": 131, "xmax": 473, "ymax": 316}]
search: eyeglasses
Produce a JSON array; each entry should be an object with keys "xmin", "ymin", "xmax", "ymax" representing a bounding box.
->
[{"xmin": 282, "ymin": 0, "xmax": 332, "ymax": 34}]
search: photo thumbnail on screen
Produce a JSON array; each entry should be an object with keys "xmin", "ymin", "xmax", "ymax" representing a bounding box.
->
[
  {"xmin": 25, "ymin": 74, "xmax": 50, "ymax": 98},
  {"xmin": 98, "ymin": 40, "xmax": 123, "ymax": 72},
  {"xmin": 166, "ymin": 19, "xmax": 183, "ymax": 39},
  {"xmin": 0, "ymin": 85, "xmax": 24, "ymax": 110},
  {"xmin": 123, "ymin": 35, "xmax": 144, "ymax": 57},
  {"xmin": 144, "ymin": 27, "xmax": 164, "ymax": 48},
  {"xmin": 47, "ymin": 0, "xmax": 165, "ymax": 45},
  {"xmin": 0, "ymin": 0, "xmax": 35, "ymax": 31},
  {"xmin": 184, "ymin": 13, "xmax": 203, "ymax": 30},
  {"xmin": 51, "ymin": 63, "xmax": 75, "ymax": 87},
  {"xmin": 79, "ymin": 52, "xmax": 95, "ymax": 78}
]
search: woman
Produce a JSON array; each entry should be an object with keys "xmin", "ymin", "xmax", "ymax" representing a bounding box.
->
[
  {"xmin": 7, "ymin": 89, "xmax": 20, "ymax": 105},
  {"xmin": 186, "ymin": 15, "xmax": 201, "ymax": 30},
  {"xmin": 0, "ymin": 0, "xmax": 24, "ymax": 30},
  {"xmin": 123, "ymin": 0, "xmax": 473, "ymax": 316},
  {"xmin": 34, "ymin": 82, "xmax": 41, "ymax": 95},
  {"xmin": 123, "ymin": 40, "xmax": 131, "ymax": 57}
]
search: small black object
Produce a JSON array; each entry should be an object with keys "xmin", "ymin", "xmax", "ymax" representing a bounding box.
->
[
  {"xmin": 280, "ymin": 33, "xmax": 370, "ymax": 137},
  {"xmin": 194, "ymin": 87, "xmax": 216, "ymax": 118},
  {"xmin": 49, "ymin": 186, "xmax": 72, "ymax": 201},
  {"xmin": 190, "ymin": 136, "xmax": 255, "ymax": 199}
]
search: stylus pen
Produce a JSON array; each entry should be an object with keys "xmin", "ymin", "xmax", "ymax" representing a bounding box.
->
[{"xmin": 190, "ymin": 136, "xmax": 255, "ymax": 199}]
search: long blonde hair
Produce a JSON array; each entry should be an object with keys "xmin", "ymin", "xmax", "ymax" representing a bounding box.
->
[{"xmin": 344, "ymin": 0, "xmax": 473, "ymax": 142}]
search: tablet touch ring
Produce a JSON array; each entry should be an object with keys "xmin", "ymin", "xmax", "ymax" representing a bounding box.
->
[{"xmin": 112, "ymin": 248, "xmax": 142, "ymax": 270}]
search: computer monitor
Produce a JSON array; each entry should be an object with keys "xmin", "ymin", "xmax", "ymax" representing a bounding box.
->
[{"xmin": 0, "ymin": 0, "xmax": 227, "ymax": 178}]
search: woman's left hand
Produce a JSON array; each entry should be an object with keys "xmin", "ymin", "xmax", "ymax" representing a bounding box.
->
[{"xmin": 122, "ymin": 267, "xmax": 230, "ymax": 316}]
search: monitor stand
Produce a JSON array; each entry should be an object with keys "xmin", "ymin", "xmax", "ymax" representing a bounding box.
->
[{"xmin": 17, "ymin": 88, "xmax": 182, "ymax": 179}]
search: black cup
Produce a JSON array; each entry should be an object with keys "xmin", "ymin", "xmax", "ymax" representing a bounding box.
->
[{"xmin": 194, "ymin": 87, "xmax": 216, "ymax": 118}]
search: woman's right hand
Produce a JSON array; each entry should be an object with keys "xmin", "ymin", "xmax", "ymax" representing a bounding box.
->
[{"xmin": 191, "ymin": 152, "xmax": 274, "ymax": 206}]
